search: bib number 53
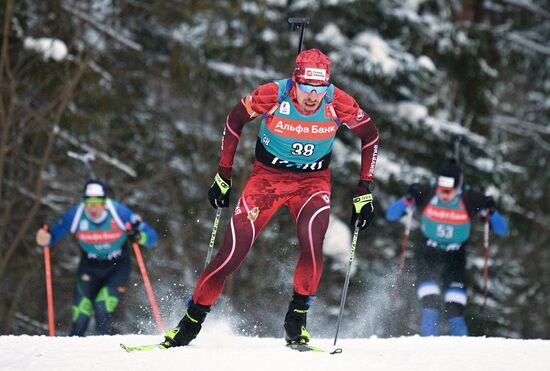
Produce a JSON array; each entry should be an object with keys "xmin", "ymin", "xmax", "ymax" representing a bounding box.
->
[{"xmin": 436, "ymin": 224, "xmax": 454, "ymax": 239}]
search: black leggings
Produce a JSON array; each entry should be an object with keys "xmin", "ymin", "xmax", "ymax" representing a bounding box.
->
[{"xmin": 415, "ymin": 240, "xmax": 468, "ymax": 315}]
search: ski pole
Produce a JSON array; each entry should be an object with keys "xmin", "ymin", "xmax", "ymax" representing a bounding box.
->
[
  {"xmin": 392, "ymin": 206, "xmax": 414, "ymax": 299},
  {"xmin": 333, "ymin": 225, "xmax": 360, "ymax": 349},
  {"xmin": 42, "ymin": 225, "xmax": 55, "ymax": 336},
  {"xmin": 205, "ymin": 207, "xmax": 222, "ymax": 268},
  {"xmin": 482, "ymin": 210, "xmax": 490, "ymax": 308},
  {"xmin": 288, "ymin": 17, "xmax": 309, "ymax": 55},
  {"xmin": 126, "ymin": 223, "xmax": 164, "ymax": 333},
  {"xmin": 453, "ymin": 134, "xmax": 463, "ymax": 164}
]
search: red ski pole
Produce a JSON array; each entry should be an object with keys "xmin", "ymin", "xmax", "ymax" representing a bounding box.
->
[
  {"xmin": 482, "ymin": 211, "xmax": 490, "ymax": 308},
  {"xmin": 126, "ymin": 223, "xmax": 164, "ymax": 333},
  {"xmin": 42, "ymin": 225, "xmax": 55, "ymax": 336}
]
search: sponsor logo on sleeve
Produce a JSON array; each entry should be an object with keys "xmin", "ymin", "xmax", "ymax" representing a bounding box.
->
[
  {"xmin": 247, "ymin": 206, "xmax": 260, "ymax": 222},
  {"xmin": 368, "ymin": 144, "xmax": 378, "ymax": 179}
]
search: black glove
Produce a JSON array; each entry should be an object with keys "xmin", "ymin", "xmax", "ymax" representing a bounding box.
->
[
  {"xmin": 208, "ymin": 173, "xmax": 232, "ymax": 209},
  {"xmin": 484, "ymin": 195, "xmax": 495, "ymax": 209},
  {"xmin": 350, "ymin": 192, "xmax": 375, "ymax": 230},
  {"xmin": 351, "ymin": 181, "xmax": 375, "ymax": 230},
  {"xmin": 127, "ymin": 220, "xmax": 143, "ymax": 244},
  {"xmin": 407, "ymin": 183, "xmax": 422, "ymax": 200}
]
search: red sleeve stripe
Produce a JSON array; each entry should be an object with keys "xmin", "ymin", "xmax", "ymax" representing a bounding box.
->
[
  {"xmin": 361, "ymin": 134, "xmax": 379, "ymax": 151},
  {"xmin": 342, "ymin": 116, "xmax": 371, "ymax": 129},
  {"xmin": 355, "ymin": 116, "xmax": 372, "ymax": 127},
  {"xmin": 225, "ymin": 117, "xmax": 241, "ymax": 140}
]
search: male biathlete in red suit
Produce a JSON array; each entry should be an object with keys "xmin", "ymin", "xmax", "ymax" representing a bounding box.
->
[{"xmin": 165, "ymin": 49, "xmax": 380, "ymax": 347}]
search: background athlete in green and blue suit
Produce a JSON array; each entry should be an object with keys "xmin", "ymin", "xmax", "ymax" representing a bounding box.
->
[{"xmin": 35, "ymin": 180, "xmax": 158, "ymax": 336}]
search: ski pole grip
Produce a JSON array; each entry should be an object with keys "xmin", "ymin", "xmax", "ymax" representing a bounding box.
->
[
  {"xmin": 288, "ymin": 17, "xmax": 310, "ymax": 54},
  {"xmin": 288, "ymin": 17, "xmax": 310, "ymax": 30}
]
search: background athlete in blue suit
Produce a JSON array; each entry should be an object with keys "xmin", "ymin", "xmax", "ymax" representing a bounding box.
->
[
  {"xmin": 36, "ymin": 180, "xmax": 158, "ymax": 336},
  {"xmin": 387, "ymin": 159, "xmax": 508, "ymax": 336}
]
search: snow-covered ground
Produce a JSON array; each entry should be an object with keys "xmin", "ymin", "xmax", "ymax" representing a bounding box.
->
[{"xmin": 1, "ymin": 321, "xmax": 549, "ymax": 371}]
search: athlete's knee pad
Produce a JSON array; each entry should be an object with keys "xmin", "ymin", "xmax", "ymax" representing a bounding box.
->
[
  {"xmin": 444, "ymin": 283, "xmax": 467, "ymax": 317},
  {"xmin": 94, "ymin": 287, "xmax": 120, "ymax": 313},
  {"xmin": 417, "ymin": 281, "xmax": 441, "ymax": 308},
  {"xmin": 72, "ymin": 297, "xmax": 93, "ymax": 321},
  {"xmin": 444, "ymin": 283, "xmax": 467, "ymax": 305}
]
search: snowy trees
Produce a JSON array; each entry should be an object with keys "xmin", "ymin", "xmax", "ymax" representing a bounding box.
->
[
  {"xmin": 1, "ymin": 0, "xmax": 549, "ymax": 338},
  {"xmin": 0, "ymin": 0, "xmax": 91, "ymax": 332}
]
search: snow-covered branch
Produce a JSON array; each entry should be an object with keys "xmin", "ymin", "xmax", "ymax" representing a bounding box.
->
[
  {"xmin": 88, "ymin": 61, "xmax": 112, "ymax": 83},
  {"xmin": 494, "ymin": 114, "xmax": 550, "ymax": 135},
  {"xmin": 207, "ymin": 61, "xmax": 281, "ymax": 81},
  {"xmin": 500, "ymin": 0, "xmax": 550, "ymax": 20},
  {"xmin": 4, "ymin": 180, "xmax": 65, "ymax": 212},
  {"xmin": 61, "ymin": 4, "xmax": 143, "ymax": 52},
  {"xmin": 507, "ymin": 33, "xmax": 550, "ymax": 55},
  {"xmin": 56, "ymin": 127, "xmax": 137, "ymax": 177},
  {"xmin": 494, "ymin": 117, "xmax": 550, "ymax": 152}
]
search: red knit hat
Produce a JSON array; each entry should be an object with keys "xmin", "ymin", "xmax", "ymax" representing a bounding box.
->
[{"xmin": 293, "ymin": 49, "xmax": 331, "ymax": 85}]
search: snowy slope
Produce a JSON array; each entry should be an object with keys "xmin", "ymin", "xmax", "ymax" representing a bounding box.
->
[{"xmin": 1, "ymin": 321, "xmax": 549, "ymax": 371}]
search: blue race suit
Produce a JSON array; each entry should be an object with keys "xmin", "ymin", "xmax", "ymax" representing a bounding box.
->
[{"xmin": 387, "ymin": 184, "xmax": 508, "ymax": 336}]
